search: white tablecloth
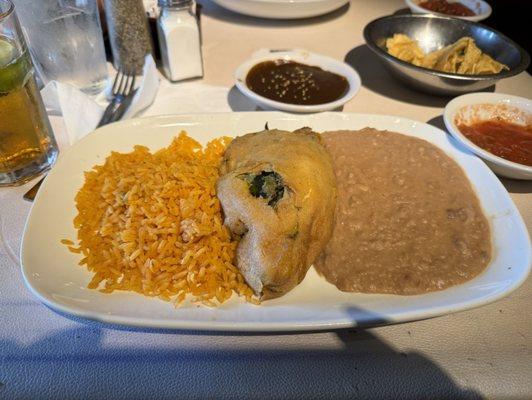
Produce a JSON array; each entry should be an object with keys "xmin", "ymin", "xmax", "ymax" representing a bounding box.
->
[{"xmin": 1, "ymin": 1, "xmax": 531, "ymax": 398}]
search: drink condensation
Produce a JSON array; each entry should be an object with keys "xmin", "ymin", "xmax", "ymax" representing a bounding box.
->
[{"xmin": 13, "ymin": 0, "xmax": 108, "ymax": 95}]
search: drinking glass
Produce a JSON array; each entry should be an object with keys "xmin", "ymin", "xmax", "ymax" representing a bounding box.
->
[
  {"xmin": 0, "ymin": 0, "xmax": 58, "ymax": 186},
  {"xmin": 13, "ymin": 0, "xmax": 108, "ymax": 95}
]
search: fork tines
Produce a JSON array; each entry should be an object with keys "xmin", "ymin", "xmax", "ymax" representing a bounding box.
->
[{"xmin": 113, "ymin": 68, "xmax": 137, "ymax": 97}]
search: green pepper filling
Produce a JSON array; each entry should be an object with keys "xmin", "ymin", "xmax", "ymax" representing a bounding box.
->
[{"xmin": 239, "ymin": 171, "xmax": 285, "ymax": 206}]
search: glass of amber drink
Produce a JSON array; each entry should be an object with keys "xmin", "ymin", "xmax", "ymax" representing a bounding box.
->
[{"xmin": 0, "ymin": 0, "xmax": 58, "ymax": 186}]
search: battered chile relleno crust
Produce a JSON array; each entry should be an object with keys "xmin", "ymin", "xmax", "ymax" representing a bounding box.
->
[{"xmin": 217, "ymin": 128, "xmax": 337, "ymax": 300}]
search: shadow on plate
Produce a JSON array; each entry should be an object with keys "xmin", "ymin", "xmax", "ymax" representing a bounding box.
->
[
  {"xmin": 426, "ymin": 115, "xmax": 448, "ymax": 132},
  {"xmin": 344, "ymin": 45, "xmax": 495, "ymax": 106},
  {"xmin": 200, "ymin": 1, "xmax": 350, "ymax": 28},
  {"xmin": 0, "ymin": 307, "xmax": 483, "ymax": 399},
  {"xmin": 44, "ymin": 304, "xmax": 390, "ymax": 336}
]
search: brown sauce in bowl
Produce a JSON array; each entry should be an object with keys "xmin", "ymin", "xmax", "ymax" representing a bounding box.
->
[
  {"xmin": 315, "ymin": 129, "xmax": 491, "ymax": 295},
  {"xmin": 245, "ymin": 60, "xmax": 349, "ymax": 105}
]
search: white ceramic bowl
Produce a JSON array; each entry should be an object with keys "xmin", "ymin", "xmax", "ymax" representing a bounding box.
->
[
  {"xmin": 211, "ymin": 0, "xmax": 349, "ymax": 19},
  {"xmin": 235, "ymin": 49, "xmax": 361, "ymax": 113},
  {"xmin": 444, "ymin": 93, "xmax": 532, "ymax": 180},
  {"xmin": 405, "ymin": 0, "xmax": 492, "ymax": 22}
]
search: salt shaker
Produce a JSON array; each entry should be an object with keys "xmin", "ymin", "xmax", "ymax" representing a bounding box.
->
[{"xmin": 157, "ymin": 0, "xmax": 203, "ymax": 81}]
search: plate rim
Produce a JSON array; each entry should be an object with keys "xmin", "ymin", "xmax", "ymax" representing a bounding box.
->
[
  {"xmin": 20, "ymin": 112, "xmax": 532, "ymax": 331},
  {"xmin": 211, "ymin": 0, "xmax": 350, "ymax": 20}
]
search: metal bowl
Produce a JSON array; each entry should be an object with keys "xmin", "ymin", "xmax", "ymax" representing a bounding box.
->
[{"xmin": 363, "ymin": 14, "xmax": 530, "ymax": 96}]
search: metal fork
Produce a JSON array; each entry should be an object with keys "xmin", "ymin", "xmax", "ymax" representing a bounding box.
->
[{"xmin": 97, "ymin": 67, "xmax": 137, "ymax": 127}]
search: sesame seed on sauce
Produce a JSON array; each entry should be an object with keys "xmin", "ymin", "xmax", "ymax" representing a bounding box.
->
[{"xmin": 245, "ymin": 60, "xmax": 349, "ymax": 105}]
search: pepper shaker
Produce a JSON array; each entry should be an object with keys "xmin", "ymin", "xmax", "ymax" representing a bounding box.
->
[
  {"xmin": 104, "ymin": 0, "xmax": 153, "ymax": 74},
  {"xmin": 157, "ymin": 0, "xmax": 203, "ymax": 82}
]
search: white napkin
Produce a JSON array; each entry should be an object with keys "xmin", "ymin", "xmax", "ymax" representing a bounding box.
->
[
  {"xmin": 41, "ymin": 55, "xmax": 160, "ymax": 146},
  {"xmin": 123, "ymin": 56, "xmax": 160, "ymax": 119},
  {"xmin": 41, "ymin": 82, "xmax": 102, "ymax": 145}
]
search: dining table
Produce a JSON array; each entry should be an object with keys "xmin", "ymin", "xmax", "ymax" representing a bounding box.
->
[{"xmin": 1, "ymin": 0, "xmax": 531, "ymax": 398}]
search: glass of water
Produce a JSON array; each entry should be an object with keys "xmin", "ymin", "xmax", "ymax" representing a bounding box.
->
[{"xmin": 13, "ymin": 0, "xmax": 108, "ymax": 95}]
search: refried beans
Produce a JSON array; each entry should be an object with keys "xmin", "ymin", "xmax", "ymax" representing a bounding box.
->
[{"xmin": 315, "ymin": 128, "xmax": 491, "ymax": 295}]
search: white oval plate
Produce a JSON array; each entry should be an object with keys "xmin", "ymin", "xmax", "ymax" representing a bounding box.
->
[
  {"xmin": 21, "ymin": 112, "xmax": 531, "ymax": 331},
  {"xmin": 404, "ymin": 0, "xmax": 492, "ymax": 22},
  {"xmin": 235, "ymin": 49, "xmax": 361, "ymax": 113},
  {"xmin": 443, "ymin": 93, "xmax": 532, "ymax": 180},
  {"xmin": 211, "ymin": 0, "xmax": 349, "ymax": 19}
]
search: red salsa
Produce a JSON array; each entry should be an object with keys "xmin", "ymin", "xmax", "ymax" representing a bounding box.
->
[
  {"xmin": 419, "ymin": 0, "xmax": 476, "ymax": 16},
  {"xmin": 458, "ymin": 120, "xmax": 532, "ymax": 166}
]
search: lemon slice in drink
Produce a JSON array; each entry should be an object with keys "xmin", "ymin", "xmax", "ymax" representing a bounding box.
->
[
  {"xmin": 0, "ymin": 37, "xmax": 31, "ymax": 94},
  {"xmin": 0, "ymin": 37, "xmax": 16, "ymax": 67}
]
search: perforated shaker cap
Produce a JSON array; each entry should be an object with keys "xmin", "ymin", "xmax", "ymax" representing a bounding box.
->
[{"xmin": 158, "ymin": 0, "xmax": 192, "ymax": 7}]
